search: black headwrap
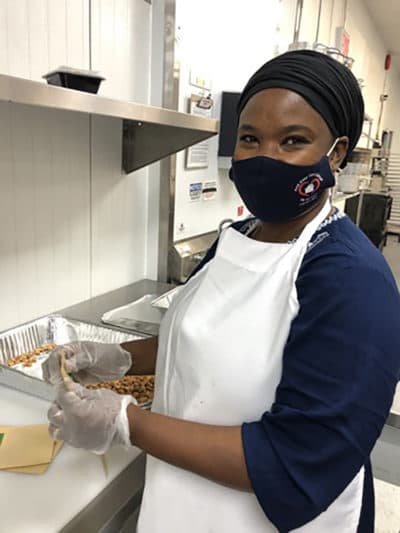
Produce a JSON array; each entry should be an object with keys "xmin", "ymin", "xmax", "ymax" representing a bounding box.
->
[{"xmin": 237, "ymin": 50, "xmax": 364, "ymax": 167}]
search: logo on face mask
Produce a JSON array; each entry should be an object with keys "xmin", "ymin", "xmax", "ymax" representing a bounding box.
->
[{"xmin": 296, "ymin": 174, "xmax": 323, "ymax": 198}]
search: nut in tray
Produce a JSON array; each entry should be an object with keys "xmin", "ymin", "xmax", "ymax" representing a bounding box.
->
[{"xmin": 0, "ymin": 315, "xmax": 152, "ymax": 407}]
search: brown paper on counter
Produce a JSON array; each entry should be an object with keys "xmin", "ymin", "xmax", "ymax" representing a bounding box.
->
[
  {"xmin": 0, "ymin": 425, "xmax": 55, "ymax": 469},
  {"xmin": 6, "ymin": 440, "xmax": 64, "ymax": 475}
]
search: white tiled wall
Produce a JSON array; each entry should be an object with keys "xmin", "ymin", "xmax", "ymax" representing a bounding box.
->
[
  {"xmin": 91, "ymin": 0, "xmax": 151, "ymax": 103},
  {"xmin": 0, "ymin": 0, "xmax": 89, "ymax": 79},
  {"xmin": 0, "ymin": 0, "xmax": 155, "ymax": 331},
  {"xmin": 90, "ymin": 115, "xmax": 148, "ymax": 295},
  {"xmin": 0, "ymin": 103, "xmax": 91, "ymax": 330}
]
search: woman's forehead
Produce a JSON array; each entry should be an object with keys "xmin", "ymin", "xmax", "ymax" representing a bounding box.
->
[{"xmin": 239, "ymin": 88, "xmax": 329, "ymax": 134}]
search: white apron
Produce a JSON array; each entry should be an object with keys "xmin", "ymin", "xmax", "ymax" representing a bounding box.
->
[{"xmin": 137, "ymin": 201, "xmax": 364, "ymax": 533}]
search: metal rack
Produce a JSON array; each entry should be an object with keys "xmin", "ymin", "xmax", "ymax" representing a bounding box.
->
[
  {"xmin": 361, "ymin": 115, "xmax": 374, "ymax": 149},
  {"xmin": 387, "ymin": 153, "xmax": 400, "ymax": 234}
]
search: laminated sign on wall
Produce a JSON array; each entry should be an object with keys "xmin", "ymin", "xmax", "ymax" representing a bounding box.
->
[
  {"xmin": 186, "ymin": 94, "xmax": 213, "ymax": 169},
  {"xmin": 189, "ymin": 182, "xmax": 203, "ymax": 201},
  {"xmin": 202, "ymin": 181, "xmax": 217, "ymax": 200}
]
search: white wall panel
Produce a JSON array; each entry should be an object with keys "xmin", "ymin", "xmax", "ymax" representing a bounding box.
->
[
  {"xmin": 0, "ymin": 2, "xmax": 9, "ymax": 74},
  {"xmin": 5, "ymin": 0, "xmax": 30, "ymax": 77},
  {"xmin": 0, "ymin": 0, "xmax": 89, "ymax": 80},
  {"xmin": 10, "ymin": 104, "xmax": 39, "ymax": 323},
  {"xmin": 0, "ymin": 102, "xmax": 150, "ymax": 331},
  {"xmin": 0, "ymin": 103, "xmax": 91, "ymax": 331},
  {"xmin": 91, "ymin": 0, "xmax": 151, "ymax": 103},
  {"xmin": 0, "ymin": 0, "xmax": 156, "ymax": 331},
  {"xmin": 65, "ymin": 0, "xmax": 90, "ymax": 69},
  {"xmin": 90, "ymin": 115, "xmax": 147, "ymax": 296},
  {"xmin": 28, "ymin": 0, "xmax": 51, "ymax": 80},
  {"xmin": 90, "ymin": 0, "xmax": 155, "ymax": 285},
  {"xmin": 0, "ymin": 102, "xmax": 19, "ymax": 329},
  {"xmin": 46, "ymin": 109, "xmax": 91, "ymax": 311}
]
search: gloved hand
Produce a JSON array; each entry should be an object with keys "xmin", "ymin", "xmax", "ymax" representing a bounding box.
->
[
  {"xmin": 42, "ymin": 342, "xmax": 132, "ymax": 385},
  {"xmin": 48, "ymin": 381, "xmax": 136, "ymax": 454}
]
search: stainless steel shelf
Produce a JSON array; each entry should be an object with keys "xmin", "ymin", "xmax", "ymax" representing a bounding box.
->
[{"xmin": 0, "ymin": 73, "xmax": 219, "ymax": 173}]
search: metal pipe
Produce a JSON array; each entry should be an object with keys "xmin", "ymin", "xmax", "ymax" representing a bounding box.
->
[
  {"xmin": 293, "ymin": 0, "xmax": 304, "ymax": 43},
  {"xmin": 158, "ymin": 0, "xmax": 179, "ymax": 282},
  {"xmin": 315, "ymin": 0, "xmax": 323, "ymax": 43},
  {"xmin": 343, "ymin": 0, "xmax": 348, "ymax": 28},
  {"xmin": 375, "ymin": 71, "xmax": 389, "ymax": 142},
  {"xmin": 329, "ymin": 0, "xmax": 335, "ymax": 44}
]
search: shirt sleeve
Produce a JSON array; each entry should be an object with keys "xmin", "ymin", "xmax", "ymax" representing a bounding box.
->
[{"xmin": 241, "ymin": 256, "xmax": 400, "ymax": 531}]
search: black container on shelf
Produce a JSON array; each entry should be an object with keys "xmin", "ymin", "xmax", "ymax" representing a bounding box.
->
[{"xmin": 42, "ymin": 66, "xmax": 105, "ymax": 94}]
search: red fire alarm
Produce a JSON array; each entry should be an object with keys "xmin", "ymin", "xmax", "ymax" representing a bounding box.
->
[{"xmin": 237, "ymin": 205, "xmax": 244, "ymax": 217}]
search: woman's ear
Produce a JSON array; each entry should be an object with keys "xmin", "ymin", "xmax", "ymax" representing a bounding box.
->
[{"xmin": 329, "ymin": 136, "xmax": 349, "ymax": 171}]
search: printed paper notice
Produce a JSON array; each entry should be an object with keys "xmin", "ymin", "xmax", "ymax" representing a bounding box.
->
[
  {"xmin": 202, "ymin": 181, "xmax": 217, "ymax": 201},
  {"xmin": 189, "ymin": 182, "xmax": 203, "ymax": 201},
  {"xmin": 185, "ymin": 94, "xmax": 213, "ymax": 169}
]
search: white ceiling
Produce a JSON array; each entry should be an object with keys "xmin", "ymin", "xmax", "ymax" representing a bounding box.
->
[{"xmin": 363, "ymin": 0, "xmax": 400, "ymax": 55}]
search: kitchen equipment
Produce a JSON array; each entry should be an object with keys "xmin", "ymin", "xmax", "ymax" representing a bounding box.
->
[
  {"xmin": 337, "ymin": 172, "xmax": 360, "ymax": 193},
  {"xmin": 326, "ymin": 47, "xmax": 343, "ymax": 62},
  {"xmin": 350, "ymin": 147, "xmax": 372, "ymax": 166},
  {"xmin": 313, "ymin": 42, "xmax": 327, "ymax": 53},
  {"xmin": 338, "ymin": 148, "xmax": 372, "ymax": 192},
  {"xmin": 345, "ymin": 191, "xmax": 392, "ymax": 250},
  {"xmin": 169, "ymin": 230, "xmax": 218, "ymax": 284},
  {"xmin": 0, "ymin": 316, "xmax": 142, "ymax": 402},
  {"xmin": 42, "ymin": 66, "xmax": 105, "ymax": 93},
  {"xmin": 344, "ymin": 56, "xmax": 355, "ymax": 69},
  {"xmin": 386, "ymin": 152, "xmax": 400, "ymax": 235},
  {"xmin": 381, "ymin": 129, "xmax": 394, "ymax": 155}
]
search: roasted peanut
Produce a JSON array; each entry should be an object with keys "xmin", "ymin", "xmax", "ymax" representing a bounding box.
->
[
  {"xmin": 86, "ymin": 375, "xmax": 155, "ymax": 404},
  {"xmin": 7, "ymin": 343, "xmax": 56, "ymax": 368}
]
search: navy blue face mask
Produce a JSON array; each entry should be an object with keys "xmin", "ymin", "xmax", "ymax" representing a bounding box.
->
[{"xmin": 229, "ymin": 143, "xmax": 338, "ymax": 222}]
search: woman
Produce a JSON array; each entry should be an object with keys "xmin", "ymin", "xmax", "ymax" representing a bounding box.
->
[{"xmin": 43, "ymin": 50, "xmax": 400, "ymax": 532}]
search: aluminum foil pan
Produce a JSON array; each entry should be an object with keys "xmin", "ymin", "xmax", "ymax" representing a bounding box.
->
[{"xmin": 0, "ymin": 315, "xmax": 146, "ymax": 403}]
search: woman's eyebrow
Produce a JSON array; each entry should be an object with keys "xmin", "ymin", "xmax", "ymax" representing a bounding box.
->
[
  {"xmin": 238, "ymin": 123, "xmax": 315, "ymax": 135},
  {"xmin": 238, "ymin": 123, "xmax": 258, "ymax": 132},
  {"xmin": 279, "ymin": 124, "xmax": 314, "ymax": 135}
]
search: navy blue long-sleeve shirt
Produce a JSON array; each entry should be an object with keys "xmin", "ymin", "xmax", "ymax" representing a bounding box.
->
[{"xmin": 190, "ymin": 211, "xmax": 400, "ymax": 532}]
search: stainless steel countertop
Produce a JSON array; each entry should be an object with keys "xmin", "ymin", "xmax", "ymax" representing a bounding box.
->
[{"xmin": 58, "ymin": 278, "xmax": 173, "ymax": 331}]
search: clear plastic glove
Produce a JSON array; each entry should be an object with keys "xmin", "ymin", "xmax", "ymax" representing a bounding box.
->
[
  {"xmin": 48, "ymin": 381, "xmax": 136, "ymax": 454},
  {"xmin": 42, "ymin": 341, "xmax": 132, "ymax": 385}
]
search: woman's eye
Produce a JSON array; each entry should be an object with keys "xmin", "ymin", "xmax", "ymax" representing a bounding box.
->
[
  {"xmin": 239, "ymin": 135, "xmax": 258, "ymax": 144},
  {"xmin": 283, "ymin": 136, "xmax": 309, "ymax": 146}
]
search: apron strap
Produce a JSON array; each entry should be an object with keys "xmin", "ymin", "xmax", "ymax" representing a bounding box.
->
[{"xmin": 295, "ymin": 198, "xmax": 332, "ymax": 246}]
